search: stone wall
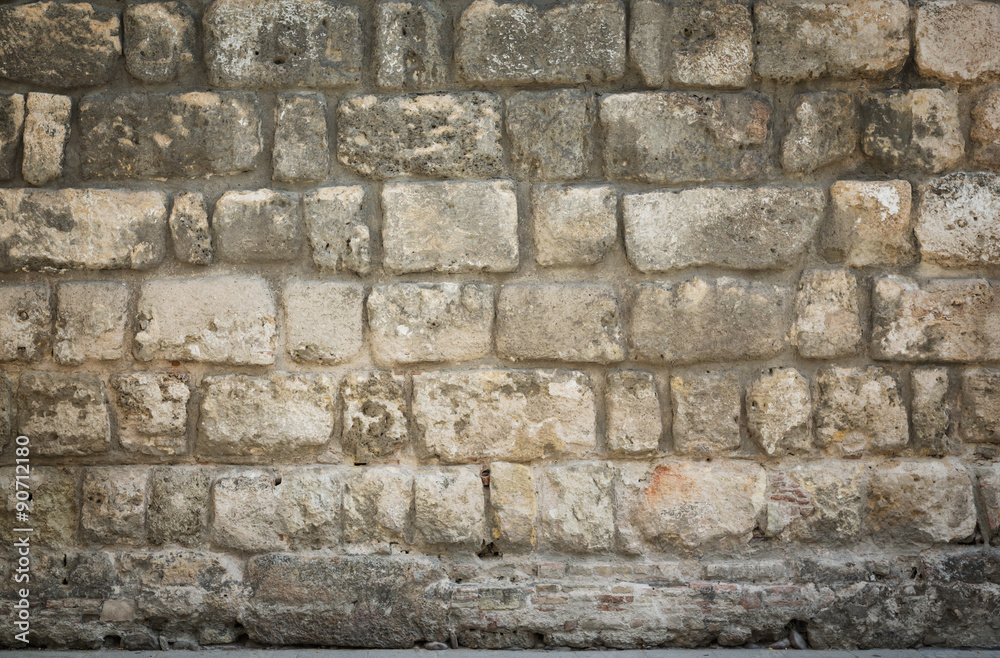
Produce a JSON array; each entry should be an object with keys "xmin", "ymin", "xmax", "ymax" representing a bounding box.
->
[{"xmin": 1, "ymin": 0, "xmax": 1000, "ymax": 650}]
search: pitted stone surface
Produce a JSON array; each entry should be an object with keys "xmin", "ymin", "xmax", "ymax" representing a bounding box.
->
[
  {"xmin": 304, "ymin": 186, "xmax": 370, "ymax": 274},
  {"xmin": 862, "ymin": 89, "xmax": 964, "ymax": 174},
  {"xmin": 915, "ymin": 172, "xmax": 1000, "ymax": 267},
  {"xmin": 273, "ymin": 93, "xmax": 330, "ymax": 183},
  {"xmin": 532, "ymin": 185, "xmax": 617, "ymax": 267},
  {"xmin": 341, "ymin": 371, "xmax": 409, "ymax": 462},
  {"xmin": 0, "ymin": 94, "xmax": 24, "ymax": 181},
  {"xmin": 489, "ymin": 461, "xmax": 537, "ymax": 549},
  {"xmin": 0, "ymin": 284, "xmax": 50, "ymax": 362},
  {"xmin": 213, "ymin": 189, "xmax": 301, "ymax": 263},
  {"xmin": 17, "ymin": 372, "xmax": 110, "ymax": 456},
  {"xmin": 54, "ymin": 282, "xmax": 129, "ymax": 365},
  {"xmin": 375, "ymin": 0, "xmax": 447, "ymax": 89},
  {"xmin": 169, "ymin": 192, "xmax": 213, "ymax": 266},
  {"xmin": 912, "ymin": 367, "xmax": 954, "ymax": 455},
  {"xmin": 814, "ymin": 366, "xmax": 908, "ymax": 458},
  {"xmin": 344, "ymin": 466, "xmax": 412, "ymax": 544},
  {"xmin": 506, "ymin": 90, "xmax": 594, "ymax": 181},
  {"xmin": 782, "ymin": 92, "xmax": 859, "ymax": 173},
  {"xmin": 22, "ymin": 92, "xmax": 70, "ymax": 187},
  {"xmin": 123, "ymin": 1, "xmax": 195, "ymax": 83},
  {"xmin": 791, "ymin": 269, "xmax": 862, "ymax": 359},
  {"xmin": 605, "ymin": 370, "xmax": 661, "ymax": 456},
  {"xmin": 915, "ymin": 0, "xmax": 1000, "ymax": 84},
  {"xmin": 112, "ymin": 373, "xmax": 190, "ymax": 456},
  {"xmin": 284, "ymin": 281, "xmax": 363, "ymax": 365},
  {"xmin": 765, "ymin": 462, "xmax": 864, "ymax": 543},
  {"xmin": 671, "ymin": 370, "xmax": 741, "ymax": 457},
  {"xmin": 973, "ymin": 90, "xmax": 1000, "ymax": 171},
  {"xmin": 746, "ymin": 368, "xmax": 813, "ymax": 457},
  {"xmin": 538, "ymin": 462, "xmax": 614, "ymax": 553},
  {"xmin": 415, "ymin": 467, "xmax": 485, "ymax": 546},
  {"xmin": 961, "ymin": 368, "xmax": 1000, "ymax": 444}
]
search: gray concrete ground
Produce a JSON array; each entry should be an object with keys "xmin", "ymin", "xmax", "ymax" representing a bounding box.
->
[{"xmin": 3, "ymin": 650, "xmax": 1000, "ymax": 657}]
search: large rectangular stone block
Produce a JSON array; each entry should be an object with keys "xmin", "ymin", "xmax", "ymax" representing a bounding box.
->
[{"xmin": 915, "ymin": 0, "xmax": 1000, "ymax": 84}]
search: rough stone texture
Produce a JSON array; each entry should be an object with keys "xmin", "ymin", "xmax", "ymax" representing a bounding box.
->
[
  {"xmin": 213, "ymin": 189, "xmax": 301, "ymax": 263},
  {"xmin": 746, "ymin": 368, "xmax": 812, "ymax": 456},
  {"xmin": 135, "ymin": 276, "xmax": 277, "ymax": 365},
  {"xmin": 506, "ymin": 90, "xmax": 593, "ymax": 181},
  {"xmin": 413, "ymin": 370, "xmax": 596, "ymax": 463},
  {"xmin": 915, "ymin": 172, "xmax": 1000, "ymax": 267},
  {"xmin": 538, "ymin": 463, "xmax": 614, "ymax": 553},
  {"xmin": 277, "ymin": 466, "xmax": 343, "ymax": 550},
  {"xmin": 123, "ymin": 1, "xmax": 195, "ymax": 83},
  {"xmin": 764, "ymin": 462, "xmax": 864, "ymax": 543},
  {"xmin": 489, "ymin": 461, "xmax": 536, "ymax": 549},
  {"xmin": 0, "ymin": 93, "xmax": 24, "ymax": 180},
  {"xmin": 415, "ymin": 467, "xmax": 485, "ymax": 546},
  {"xmin": 667, "ymin": 0, "xmax": 752, "ymax": 88},
  {"xmin": 211, "ymin": 472, "xmax": 284, "ymax": 551},
  {"xmin": 199, "ymin": 374, "xmax": 337, "ymax": 457},
  {"xmin": 0, "ymin": 374, "xmax": 11, "ymax": 449},
  {"xmin": 284, "ymin": 281, "xmax": 363, "ymax": 365},
  {"xmin": 204, "ymin": 0, "xmax": 362, "ymax": 88},
  {"xmin": 601, "ymin": 92, "xmax": 771, "ymax": 184},
  {"xmin": 496, "ymin": 284, "xmax": 624, "ymax": 363},
  {"xmin": 605, "ymin": 370, "xmax": 661, "ymax": 456},
  {"xmin": 791, "ymin": 269, "xmax": 862, "ymax": 359},
  {"xmin": 273, "ymin": 94, "xmax": 329, "ymax": 183},
  {"xmin": 755, "ymin": 0, "xmax": 910, "ymax": 81},
  {"xmin": 0, "ymin": 1, "xmax": 121, "ymax": 88},
  {"xmin": 623, "ymin": 186, "xmax": 824, "ymax": 272},
  {"xmin": 0, "ymin": 188, "xmax": 168, "ymax": 271},
  {"xmin": 22, "ymin": 92, "xmax": 70, "ymax": 187},
  {"xmin": 0, "ymin": 466, "xmax": 78, "ymax": 547},
  {"xmin": 814, "ymin": 367, "xmax": 909, "ymax": 458},
  {"xmin": 304, "ymin": 186, "xmax": 370, "ymax": 274},
  {"xmin": 81, "ymin": 467, "xmax": 147, "ymax": 544},
  {"xmin": 862, "ymin": 89, "xmax": 964, "ymax": 174},
  {"xmin": 532, "ymin": 185, "xmax": 616, "ymax": 267},
  {"xmin": 111, "ymin": 373, "xmax": 190, "ymax": 456},
  {"xmin": 16, "ymin": 372, "xmax": 110, "ymax": 456},
  {"xmin": 825, "ymin": 180, "xmax": 914, "ymax": 267},
  {"xmin": 344, "ymin": 467, "xmax": 412, "ymax": 544},
  {"xmin": 781, "ymin": 92, "xmax": 859, "ymax": 173},
  {"xmin": 375, "ymin": 0, "xmax": 447, "ymax": 89},
  {"xmin": 382, "ymin": 181, "xmax": 518, "ymax": 273},
  {"xmin": 961, "ymin": 368, "xmax": 1000, "ymax": 444},
  {"xmin": 169, "ymin": 192, "xmax": 213, "ymax": 266},
  {"xmin": 973, "ymin": 89, "xmax": 1000, "ymax": 171},
  {"xmin": 912, "ymin": 368, "xmax": 955, "ymax": 455},
  {"xmin": 79, "ymin": 93, "xmax": 261, "ymax": 179},
  {"xmin": 0, "ymin": 284, "xmax": 50, "ymax": 362},
  {"xmin": 629, "ymin": 0, "xmax": 668, "ymax": 87},
  {"xmin": 670, "ymin": 370, "xmax": 741, "ymax": 456},
  {"xmin": 455, "ymin": 0, "xmax": 625, "ymax": 85},
  {"xmin": 979, "ymin": 466, "xmax": 1000, "ymax": 543},
  {"xmin": 54, "ymin": 281, "xmax": 128, "ymax": 366},
  {"xmin": 147, "ymin": 466, "xmax": 211, "ymax": 546},
  {"xmin": 915, "ymin": 0, "xmax": 1000, "ymax": 84},
  {"xmin": 630, "ymin": 277, "xmax": 793, "ymax": 364},
  {"xmin": 368, "ymin": 283, "xmax": 493, "ymax": 365},
  {"xmin": 342, "ymin": 372, "xmax": 408, "ymax": 462}
]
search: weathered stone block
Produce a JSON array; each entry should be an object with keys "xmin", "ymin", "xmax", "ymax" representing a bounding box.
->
[
  {"xmin": 782, "ymin": 92, "xmax": 858, "ymax": 173},
  {"xmin": 489, "ymin": 461, "xmax": 536, "ymax": 549},
  {"xmin": 814, "ymin": 366, "xmax": 908, "ymax": 458},
  {"xmin": 912, "ymin": 367, "xmax": 954, "ymax": 455},
  {"xmin": 916, "ymin": 172, "xmax": 1000, "ymax": 267},
  {"xmin": 17, "ymin": 372, "xmax": 109, "ymax": 456},
  {"xmin": 204, "ymin": 0, "xmax": 362, "ymax": 88},
  {"xmin": 755, "ymin": 0, "xmax": 910, "ymax": 81},
  {"xmin": 54, "ymin": 282, "xmax": 128, "ymax": 365},
  {"xmin": 606, "ymin": 370, "xmax": 661, "ymax": 456},
  {"xmin": 791, "ymin": 269, "xmax": 862, "ymax": 359},
  {"xmin": 0, "ymin": 93, "xmax": 24, "ymax": 180},
  {"xmin": 455, "ymin": 0, "xmax": 625, "ymax": 85},
  {"xmin": 111, "ymin": 373, "xmax": 190, "ymax": 456},
  {"xmin": 668, "ymin": 0, "xmax": 752, "ymax": 88},
  {"xmin": 124, "ymin": 1, "xmax": 195, "ymax": 83},
  {"xmin": 375, "ymin": 0, "xmax": 447, "ymax": 89},
  {"xmin": 284, "ymin": 280, "xmax": 363, "ymax": 364},
  {"xmin": 339, "ymin": 93, "xmax": 503, "ymax": 179},
  {"xmin": 277, "ymin": 466, "xmax": 343, "ymax": 550},
  {"xmin": 342, "ymin": 372, "xmax": 408, "ymax": 462},
  {"xmin": 0, "ymin": 374, "xmax": 11, "ymax": 449},
  {"xmin": 22, "ymin": 93, "xmax": 70, "ymax": 186},
  {"xmin": 0, "ymin": 284, "xmax": 50, "ymax": 362},
  {"xmin": 497, "ymin": 284, "xmax": 624, "ymax": 363},
  {"xmin": 601, "ymin": 92, "xmax": 770, "ymax": 184},
  {"xmin": 538, "ymin": 463, "xmax": 614, "ymax": 553},
  {"xmin": 79, "ymin": 92, "xmax": 261, "ymax": 179},
  {"xmin": 213, "ymin": 189, "xmax": 301, "ymax": 263},
  {"xmin": 148, "ymin": 466, "xmax": 211, "ymax": 546},
  {"xmin": 862, "ymin": 89, "xmax": 964, "ymax": 174},
  {"xmin": 979, "ymin": 465, "xmax": 1000, "ymax": 542},
  {"xmin": 212, "ymin": 471, "xmax": 283, "ymax": 552},
  {"xmin": 532, "ymin": 185, "xmax": 616, "ymax": 267},
  {"xmin": 304, "ymin": 186, "xmax": 370, "ymax": 274},
  {"xmin": 169, "ymin": 192, "xmax": 213, "ymax": 265},
  {"xmin": 825, "ymin": 180, "xmax": 914, "ymax": 266},
  {"xmin": 961, "ymin": 368, "xmax": 1000, "ymax": 444},
  {"xmin": 81, "ymin": 467, "xmax": 147, "ymax": 544},
  {"xmin": 0, "ymin": 188, "xmax": 168, "ymax": 271},
  {"xmin": 368, "ymin": 283, "xmax": 493, "ymax": 365},
  {"xmin": 382, "ymin": 180, "xmax": 518, "ymax": 273},
  {"xmin": 764, "ymin": 462, "xmax": 863, "ymax": 543},
  {"xmin": 274, "ymin": 94, "xmax": 329, "ymax": 183},
  {"xmin": 344, "ymin": 467, "xmax": 412, "ymax": 544},
  {"xmin": 0, "ymin": 1, "xmax": 121, "ymax": 88},
  {"xmin": 915, "ymin": 0, "xmax": 1000, "ymax": 84},
  {"xmin": 973, "ymin": 90, "xmax": 1000, "ymax": 171},
  {"xmin": 867, "ymin": 460, "xmax": 977, "ymax": 543},
  {"xmin": 630, "ymin": 277, "xmax": 792, "ymax": 364},
  {"xmin": 746, "ymin": 368, "xmax": 812, "ymax": 456},
  {"xmin": 629, "ymin": 0, "xmax": 668, "ymax": 86},
  {"xmin": 413, "ymin": 369, "xmax": 596, "ymax": 463},
  {"xmin": 135, "ymin": 276, "xmax": 276, "ymax": 365},
  {"xmin": 199, "ymin": 374, "xmax": 337, "ymax": 457},
  {"xmin": 1, "ymin": 466, "xmax": 78, "ymax": 547},
  {"xmin": 671, "ymin": 370, "xmax": 740, "ymax": 456},
  {"xmin": 506, "ymin": 90, "xmax": 593, "ymax": 181},
  {"xmin": 872, "ymin": 276, "xmax": 1000, "ymax": 362},
  {"xmin": 623, "ymin": 186, "xmax": 824, "ymax": 271},
  {"xmin": 415, "ymin": 467, "xmax": 485, "ymax": 546}
]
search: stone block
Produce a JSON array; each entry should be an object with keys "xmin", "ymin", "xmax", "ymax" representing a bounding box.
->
[
  {"xmin": 284, "ymin": 280, "xmax": 363, "ymax": 364},
  {"xmin": 532, "ymin": 185, "xmax": 616, "ymax": 267},
  {"xmin": 277, "ymin": 466, "xmax": 342, "ymax": 550},
  {"xmin": 764, "ymin": 462, "xmax": 863, "ymax": 543},
  {"xmin": 16, "ymin": 372, "xmax": 109, "ymax": 456},
  {"xmin": 344, "ymin": 467, "xmax": 412, "ymax": 544},
  {"xmin": 668, "ymin": 0, "xmax": 752, "ymax": 88},
  {"xmin": 213, "ymin": 189, "xmax": 300, "ymax": 263},
  {"xmin": 979, "ymin": 465, "xmax": 1000, "ymax": 542},
  {"xmin": 915, "ymin": 172, "xmax": 1000, "ymax": 267},
  {"xmin": 746, "ymin": 368, "xmax": 812, "ymax": 456},
  {"xmin": 169, "ymin": 192, "xmax": 213, "ymax": 265},
  {"xmin": 22, "ymin": 93, "xmax": 70, "ymax": 186},
  {"xmin": 342, "ymin": 372, "xmax": 408, "ymax": 462},
  {"xmin": 862, "ymin": 89, "xmax": 964, "ymax": 174},
  {"xmin": 629, "ymin": 0, "xmax": 668, "ymax": 86},
  {"xmin": 415, "ymin": 467, "xmax": 485, "ymax": 546},
  {"xmin": 538, "ymin": 463, "xmax": 614, "ymax": 553},
  {"xmin": 111, "ymin": 373, "xmax": 190, "ymax": 456},
  {"xmin": 0, "ymin": 284, "xmax": 50, "ymax": 362},
  {"xmin": 961, "ymin": 368, "xmax": 1000, "ymax": 444},
  {"xmin": 148, "ymin": 466, "xmax": 211, "ymax": 546},
  {"xmin": 375, "ymin": 0, "xmax": 447, "ymax": 89},
  {"xmin": 81, "ymin": 467, "xmax": 148, "ymax": 544},
  {"xmin": 211, "ymin": 471, "xmax": 284, "ymax": 552},
  {"xmin": 489, "ymin": 462, "xmax": 536, "ymax": 549},
  {"xmin": 605, "ymin": 370, "xmax": 661, "ymax": 456},
  {"xmin": 0, "ymin": 466, "xmax": 78, "ymax": 547},
  {"xmin": 506, "ymin": 90, "xmax": 593, "ymax": 181},
  {"xmin": 0, "ymin": 93, "xmax": 24, "ymax": 180},
  {"xmin": 825, "ymin": 180, "xmax": 914, "ymax": 266},
  {"xmin": 273, "ymin": 93, "xmax": 329, "ymax": 183},
  {"xmin": 304, "ymin": 186, "xmax": 370, "ymax": 274},
  {"xmin": 912, "ymin": 367, "xmax": 954, "ymax": 455},
  {"xmin": 867, "ymin": 460, "xmax": 976, "ymax": 543},
  {"xmin": 973, "ymin": 90, "xmax": 1000, "ymax": 171},
  {"xmin": 814, "ymin": 366, "xmax": 908, "ymax": 458},
  {"xmin": 124, "ymin": 1, "xmax": 195, "ymax": 83},
  {"xmin": 0, "ymin": 374, "xmax": 11, "ymax": 449},
  {"xmin": 791, "ymin": 268, "xmax": 862, "ymax": 359},
  {"xmin": 915, "ymin": 0, "xmax": 1000, "ymax": 84},
  {"xmin": 781, "ymin": 92, "xmax": 859, "ymax": 173},
  {"xmin": 54, "ymin": 281, "xmax": 128, "ymax": 365},
  {"xmin": 671, "ymin": 370, "xmax": 741, "ymax": 456}
]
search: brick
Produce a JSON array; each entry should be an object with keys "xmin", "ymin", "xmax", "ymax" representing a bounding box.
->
[
  {"xmin": 979, "ymin": 465, "xmax": 1000, "ymax": 542},
  {"xmin": 213, "ymin": 189, "xmax": 301, "ymax": 263},
  {"xmin": 825, "ymin": 180, "xmax": 914, "ymax": 267},
  {"xmin": 274, "ymin": 93, "xmax": 329, "ymax": 183},
  {"xmin": 0, "ymin": 284, "xmax": 50, "ymax": 362},
  {"xmin": 148, "ymin": 466, "xmax": 211, "ymax": 546},
  {"xmin": 413, "ymin": 369, "xmax": 596, "ymax": 463},
  {"xmin": 415, "ymin": 467, "xmax": 485, "ymax": 546},
  {"xmin": 623, "ymin": 186, "xmax": 824, "ymax": 272},
  {"xmin": 338, "ymin": 93, "xmax": 503, "ymax": 179},
  {"xmin": 781, "ymin": 92, "xmax": 859, "ymax": 173},
  {"xmin": 872, "ymin": 276, "xmax": 1000, "ymax": 362},
  {"xmin": 532, "ymin": 185, "xmax": 617, "ymax": 267},
  {"xmin": 81, "ymin": 467, "xmax": 148, "ymax": 544},
  {"xmin": 764, "ymin": 462, "xmax": 863, "ymax": 543},
  {"xmin": 630, "ymin": 277, "xmax": 793, "ymax": 364},
  {"xmin": 375, "ymin": 0, "xmax": 447, "ymax": 89},
  {"xmin": 506, "ymin": 90, "xmax": 594, "ymax": 181},
  {"xmin": 111, "ymin": 373, "xmax": 190, "ymax": 456},
  {"xmin": 0, "ymin": 466, "xmax": 77, "ymax": 547},
  {"xmin": 671, "ymin": 370, "xmax": 740, "ymax": 456},
  {"xmin": 0, "ymin": 1, "xmax": 121, "ymax": 88},
  {"xmin": 912, "ymin": 368, "xmax": 954, "ymax": 455},
  {"xmin": 755, "ymin": 0, "xmax": 910, "ymax": 81},
  {"xmin": 0, "ymin": 93, "xmax": 24, "ymax": 180},
  {"xmin": 497, "ymin": 284, "xmax": 624, "ymax": 363},
  {"xmin": 538, "ymin": 463, "xmax": 614, "ymax": 553},
  {"xmin": 344, "ymin": 467, "xmax": 412, "ymax": 544},
  {"xmin": 135, "ymin": 276, "xmax": 276, "ymax": 365},
  {"xmin": 22, "ymin": 93, "xmax": 70, "ymax": 186},
  {"xmin": 862, "ymin": 90, "xmax": 964, "ymax": 174},
  {"xmin": 123, "ymin": 1, "xmax": 195, "ymax": 83},
  {"xmin": 915, "ymin": 172, "xmax": 1000, "ymax": 267},
  {"xmin": 605, "ymin": 370, "xmax": 661, "ymax": 456},
  {"xmin": 204, "ymin": 0, "xmax": 362, "ymax": 88},
  {"xmin": 915, "ymin": 0, "xmax": 1000, "ymax": 84},
  {"xmin": 54, "ymin": 282, "xmax": 128, "ymax": 365},
  {"xmin": 169, "ymin": 192, "xmax": 213, "ymax": 265},
  {"xmin": 368, "ymin": 282, "xmax": 492, "ymax": 365},
  {"xmin": 304, "ymin": 186, "xmax": 370, "ymax": 274},
  {"xmin": 211, "ymin": 471, "xmax": 284, "ymax": 552},
  {"xmin": 342, "ymin": 372, "xmax": 408, "ymax": 462},
  {"xmin": 199, "ymin": 374, "xmax": 337, "ymax": 458},
  {"xmin": 791, "ymin": 269, "xmax": 862, "ymax": 359},
  {"xmin": 629, "ymin": 0, "xmax": 668, "ymax": 87},
  {"xmin": 867, "ymin": 460, "xmax": 976, "ymax": 543},
  {"xmin": 79, "ymin": 92, "xmax": 261, "ymax": 179},
  {"xmin": 382, "ymin": 180, "xmax": 518, "ymax": 273},
  {"xmin": 17, "ymin": 372, "xmax": 109, "ymax": 456},
  {"xmin": 0, "ymin": 188, "xmax": 168, "ymax": 271},
  {"xmin": 284, "ymin": 281, "xmax": 363, "ymax": 364},
  {"xmin": 814, "ymin": 366, "xmax": 908, "ymax": 458},
  {"xmin": 973, "ymin": 90, "xmax": 1000, "ymax": 171},
  {"xmin": 961, "ymin": 368, "xmax": 1000, "ymax": 444},
  {"xmin": 455, "ymin": 0, "xmax": 625, "ymax": 85},
  {"xmin": 746, "ymin": 368, "xmax": 812, "ymax": 457},
  {"xmin": 277, "ymin": 466, "xmax": 343, "ymax": 550},
  {"xmin": 489, "ymin": 462, "xmax": 537, "ymax": 549},
  {"xmin": 601, "ymin": 92, "xmax": 770, "ymax": 184}
]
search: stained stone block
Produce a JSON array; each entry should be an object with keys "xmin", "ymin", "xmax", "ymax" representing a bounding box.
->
[
  {"xmin": 825, "ymin": 180, "xmax": 914, "ymax": 267},
  {"xmin": 538, "ymin": 463, "xmax": 614, "ymax": 553},
  {"xmin": 532, "ymin": 185, "xmax": 617, "ymax": 267},
  {"xmin": 961, "ymin": 368, "xmax": 1000, "ymax": 444},
  {"xmin": 0, "ymin": 284, "xmax": 50, "ymax": 362},
  {"xmin": 746, "ymin": 368, "xmax": 812, "ymax": 456},
  {"xmin": 169, "ymin": 192, "xmax": 213, "ymax": 265},
  {"xmin": 273, "ymin": 93, "xmax": 329, "ymax": 183},
  {"xmin": 124, "ymin": 1, "xmax": 196, "ymax": 83},
  {"xmin": 862, "ymin": 89, "xmax": 964, "ymax": 174},
  {"xmin": 54, "ymin": 281, "xmax": 128, "ymax": 365},
  {"xmin": 304, "ymin": 186, "xmax": 370, "ymax": 274},
  {"xmin": 17, "ymin": 372, "xmax": 110, "ymax": 456},
  {"xmin": 915, "ymin": 0, "xmax": 1000, "ymax": 84},
  {"xmin": 668, "ymin": 0, "xmax": 752, "ymax": 88},
  {"xmin": 915, "ymin": 173, "xmax": 1000, "ymax": 267},
  {"xmin": 344, "ymin": 467, "xmax": 412, "ymax": 544},
  {"xmin": 605, "ymin": 370, "xmax": 661, "ymax": 456},
  {"xmin": 213, "ymin": 189, "xmax": 301, "ymax": 263},
  {"xmin": 506, "ymin": 90, "xmax": 594, "ymax": 181},
  {"xmin": 81, "ymin": 467, "xmax": 148, "ymax": 544},
  {"xmin": 211, "ymin": 472, "xmax": 284, "ymax": 552},
  {"xmin": 0, "ymin": 466, "xmax": 78, "ymax": 548},
  {"xmin": 148, "ymin": 466, "xmax": 211, "ymax": 546},
  {"xmin": 22, "ymin": 93, "xmax": 70, "ymax": 186},
  {"xmin": 814, "ymin": 366, "xmax": 908, "ymax": 458},
  {"xmin": 112, "ymin": 373, "xmax": 190, "ymax": 456},
  {"xmin": 781, "ymin": 92, "xmax": 858, "ymax": 173},
  {"xmin": 791, "ymin": 269, "xmax": 862, "ymax": 359},
  {"xmin": 341, "ymin": 372, "xmax": 408, "ymax": 462},
  {"xmin": 0, "ymin": 93, "xmax": 24, "ymax": 180},
  {"xmin": 375, "ymin": 0, "xmax": 447, "ymax": 89},
  {"xmin": 489, "ymin": 461, "xmax": 537, "ymax": 549},
  {"xmin": 671, "ymin": 370, "xmax": 741, "ymax": 456},
  {"xmin": 867, "ymin": 460, "xmax": 976, "ymax": 544},
  {"xmin": 973, "ymin": 90, "xmax": 1000, "ymax": 171},
  {"xmin": 764, "ymin": 462, "xmax": 863, "ymax": 543},
  {"xmin": 912, "ymin": 367, "xmax": 954, "ymax": 455}
]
